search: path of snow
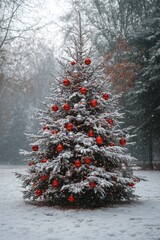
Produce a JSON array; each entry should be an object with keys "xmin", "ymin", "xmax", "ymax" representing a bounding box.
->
[{"xmin": 0, "ymin": 166, "xmax": 160, "ymax": 240}]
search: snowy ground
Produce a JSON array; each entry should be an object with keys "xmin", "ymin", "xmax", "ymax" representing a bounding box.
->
[{"xmin": 0, "ymin": 166, "xmax": 160, "ymax": 240}]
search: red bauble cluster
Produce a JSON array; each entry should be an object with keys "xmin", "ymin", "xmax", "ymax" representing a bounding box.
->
[
  {"xmin": 56, "ymin": 144, "xmax": 63, "ymax": 152},
  {"xmin": 52, "ymin": 105, "xmax": 58, "ymax": 112},
  {"xmin": 88, "ymin": 130, "xmax": 94, "ymax": 137},
  {"xmin": 71, "ymin": 61, "xmax": 76, "ymax": 65},
  {"xmin": 119, "ymin": 138, "xmax": 126, "ymax": 146},
  {"xmin": 103, "ymin": 93, "xmax": 109, "ymax": 100},
  {"xmin": 84, "ymin": 157, "xmax": 92, "ymax": 164},
  {"xmin": 85, "ymin": 58, "xmax": 91, "ymax": 65},
  {"xmin": 52, "ymin": 129, "xmax": 58, "ymax": 134},
  {"xmin": 96, "ymin": 136, "xmax": 103, "ymax": 145},
  {"xmin": 42, "ymin": 158, "xmax": 47, "ymax": 163},
  {"xmin": 32, "ymin": 145, "xmax": 38, "ymax": 151},
  {"xmin": 63, "ymin": 103, "xmax": 70, "ymax": 111},
  {"xmin": 68, "ymin": 195, "xmax": 74, "ymax": 202},
  {"xmin": 80, "ymin": 87, "xmax": 87, "ymax": 94},
  {"xmin": 63, "ymin": 79, "xmax": 70, "ymax": 86},
  {"xmin": 65, "ymin": 123, "xmax": 73, "ymax": 131},
  {"xmin": 43, "ymin": 126, "xmax": 50, "ymax": 131},
  {"xmin": 89, "ymin": 182, "xmax": 96, "ymax": 188},
  {"xmin": 75, "ymin": 159, "xmax": 81, "ymax": 168},
  {"xmin": 107, "ymin": 118, "xmax": 113, "ymax": 125},
  {"xmin": 35, "ymin": 189, "xmax": 42, "ymax": 197},
  {"xmin": 90, "ymin": 99, "xmax": 98, "ymax": 107},
  {"xmin": 52, "ymin": 179, "xmax": 59, "ymax": 187}
]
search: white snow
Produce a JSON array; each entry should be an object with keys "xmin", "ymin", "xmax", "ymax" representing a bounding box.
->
[{"xmin": 0, "ymin": 166, "xmax": 160, "ymax": 240}]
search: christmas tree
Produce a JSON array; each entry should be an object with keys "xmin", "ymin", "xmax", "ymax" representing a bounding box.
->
[{"xmin": 16, "ymin": 17, "xmax": 140, "ymax": 208}]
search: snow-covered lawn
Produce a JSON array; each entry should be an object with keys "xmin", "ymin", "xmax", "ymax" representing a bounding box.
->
[{"xmin": 0, "ymin": 166, "xmax": 160, "ymax": 240}]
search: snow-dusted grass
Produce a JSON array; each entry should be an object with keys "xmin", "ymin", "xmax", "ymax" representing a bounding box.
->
[{"xmin": 0, "ymin": 166, "xmax": 160, "ymax": 240}]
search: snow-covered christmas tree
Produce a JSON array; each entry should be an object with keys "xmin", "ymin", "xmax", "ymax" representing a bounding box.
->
[{"xmin": 16, "ymin": 17, "xmax": 140, "ymax": 208}]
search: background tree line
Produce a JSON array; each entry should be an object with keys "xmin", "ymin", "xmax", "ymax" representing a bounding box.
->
[{"xmin": 62, "ymin": 0, "xmax": 160, "ymax": 168}]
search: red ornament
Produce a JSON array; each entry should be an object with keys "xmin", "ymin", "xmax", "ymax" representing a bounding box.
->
[
  {"xmin": 29, "ymin": 161, "xmax": 34, "ymax": 166},
  {"xmin": 84, "ymin": 157, "xmax": 92, "ymax": 164},
  {"xmin": 52, "ymin": 179, "xmax": 59, "ymax": 187},
  {"xmin": 68, "ymin": 195, "xmax": 74, "ymax": 202},
  {"xmin": 63, "ymin": 103, "xmax": 70, "ymax": 111},
  {"xmin": 35, "ymin": 189, "xmax": 42, "ymax": 197},
  {"xmin": 75, "ymin": 159, "xmax": 81, "ymax": 168},
  {"xmin": 128, "ymin": 182, "xmax": 135, "ymax": 187},
  {"xmin": 71, "ymin": 61, "xmax": 76, "ymax": 65},
  {"xmin": 88, "ymin": 130, "xmax": 94, "ymax": 137},
  {"xmin": 52, "ymin": 105, "xmax": 58, "ymax": 112},
  {"xmin": 40, "ymin": 175, "xmax": 48, "ymax": 181},
  {"xmin": 56, "ymin": 144, "xmax": 63, "ymax": 152},
  {"xmin": 89, "ymin": 182, "xmax": 96, "ymax": 188},
  {"xmin": 63, "ymin": 79, "xmax": 70, "ymax": 86},
  {"xmin": 65, "ymin": 123, "xmax": 73, "ymax": 131},
  {"xmin": 120, "ymin": 138, "xmax": 126, "ymax": 146},
  {"xmin": 80, "ymin": 87, "xmax": 87, "ymax": 94},
  {"xmin": 107, "ymin": 118, "xmax": 113, "ymax": 125},
  {"xmin": 32, "ymin": 145, "xmax": 38, "ymax": 151},
  {"xmin": 90, "ymin": 99, "xmax": 98, "ymax": 107},
  {"xmin": 103, "ymin": 93, "xmax": 109, "ymax": 100},
  {"xmin": 85, "ymin": 58, "xmax": 91, "ymax": 65},
  {"xmin": 43, "ymin": 126, "xmax": 50, "ymax": 131},
  {"xmin": 96, "ymin": 136, "xmax": 103, "ymax": 145},
  {"xmin": 52, "ymin": 129, "xmax": 58, "ymax": 134},
  {"xmin": 42, "ymin": 158, "xmax": 47, "ymax": 163},
  {"xmin": 109, "ymin": 143, "xmax": 115, "ymax": 147}
]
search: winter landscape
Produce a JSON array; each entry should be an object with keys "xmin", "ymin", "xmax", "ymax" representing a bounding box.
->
[
  {"xmin": 1, "ymin": 1, "xmax": 160, "ymax": 240},
  {"xmin": 0, "ymin": 166, "xmax": 160, "ymax": 240}
]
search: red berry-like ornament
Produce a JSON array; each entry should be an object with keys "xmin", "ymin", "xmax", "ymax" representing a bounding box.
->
[
  {"xmin": 89, "ymin": 182, "xmax": 96, "ymax": 188},
  {"xmin": 96, "ymin": 136, "xmax": 103, "ymax": 145},
  {"xmin": 43, "ymin": 126, "xmax": 50, "ymax": 131},
  {"xmin": 63, "ymin": 79, "xmax": 70, "ymax": 86},
  {"xmin": 52, "ymin": 105, "xmax": 58, "ymax": 112},
  {"xmin": 128, "ymin": 182, "xmax": 135, "ymax": 187},
  {"xmin": 29, "ymin": 161, "xmax": 34, "ymax": 166},
  {"xmin": 120, "ymin": 138, "xmax": 126, "ymax": 146},
  {"xmin": 71, "ymin": 61, "xmax": 76, "ymax": 65},
  {"xmin": 109, "ymin": 143, "xmax": 115, "ymax": 147},
  {"xmin": 103, "ymin": 93, "xmax": 109, "ymax": 100},
  {"xmin": 40, "ymin": 175, "xmax": 48, "ymax": 181},
  {"xmin": 84, "ymin": 157, "xmax": 92, "ymax": 164},
  {"xmin": 52, "ymin": 179, "xmax": 59, "ymax": 187},
  {"xmin": 65, "ymin": 123, "xmax": 73, "ymax": 131},
  {"xmin": 80, "ymin": 87, "xmax": 87, "ymax": 94},
  {"xmin": 85, "ymin": 57, "xmax": 91, "ymax": 65},
  {"xmin": 35, "ymin": 189, "xmax": 42, "ymax": 197},
  {"xmin": 107, "ymin": 118, "xmax": 113, "ymax": 125},
  {"xmin": 75, "ymin": 159, "xmax": 81, "ymax": 168},
  {"xmin": 63, "ymin": 103, "xmax": 70, "ymax": 111},
  {"xmin": 56, "ymin": 144, "xmax": 63, "ymax": 152},
  {"xmin": 42, "ymin": 158, "xmax": 47, "ymax": 163},
  {"xmin": 32, "ymin": 145, "xmax": 38, "ymax": 151},
  {"xmin": 52, "ymin": 129, "xmax": 58, "ymax": 134},
  {"xmin": 88, "ymin": 130, "xmax": 94, "ymax": 137},
  {"xmin": 91, "ymin": 99, "xmax": 98, "ymax": 107},
  {"xmin": 68, "ymin": 195, "xmax": 74, "ymax": 202}
]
